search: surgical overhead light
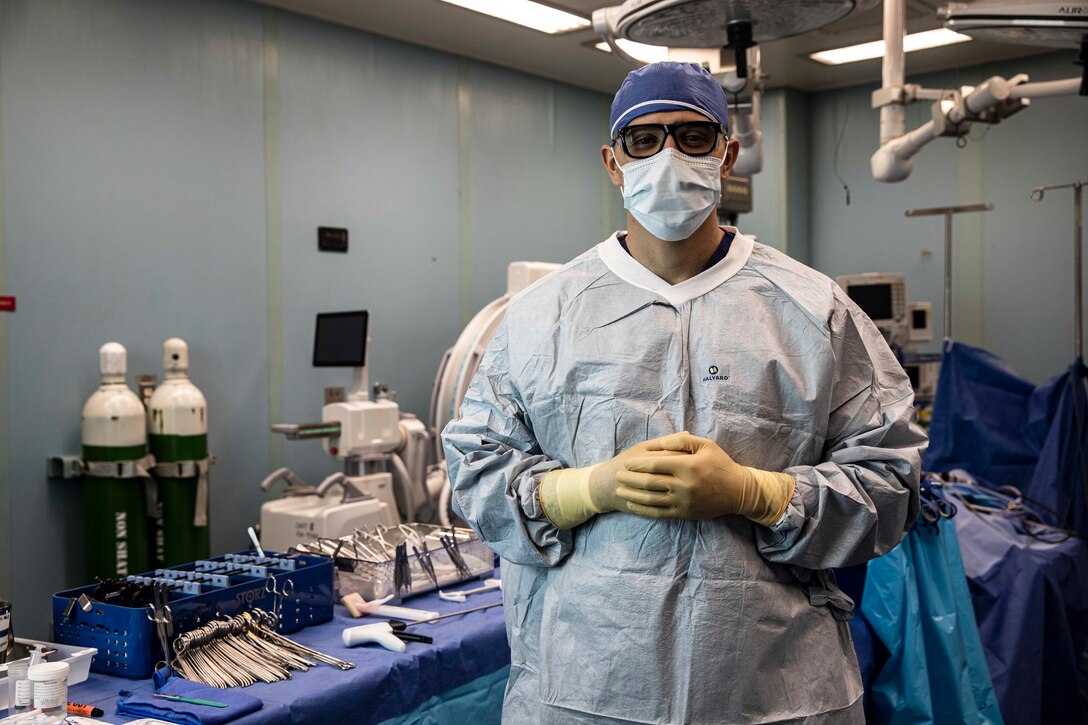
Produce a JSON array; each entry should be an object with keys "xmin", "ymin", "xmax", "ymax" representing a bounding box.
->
[
  {"xmin": 592, "ymin": 0, "xmax": 880, "ymax": 179},
  {"xmin": 940, "ymin": 0, "xmax": 1088, "ymax": 49},
  {"xmin": 809, "ymin": 29, "xmax": 972, "ymax": 66},
  {"xmin": 594, "ymin": 39, "xmax": 671, "ymax": 63},
  {"xmin": 941, "ymin": 0, "xmax": 1088, "ymax": 97},
  {"xmin": 593, "ymin": 0, "xmax": 879, "ymax": 77},
  {"xmin": 436, "ymin": 0, "xmax": 590, "ymax": 34}
]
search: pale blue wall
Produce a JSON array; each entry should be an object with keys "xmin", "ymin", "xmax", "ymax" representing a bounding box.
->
[
  {"xmin": 736, "ymin": 89, "xmax": 812, "ymax": 264},
  {"xmin": 0, "ymin": 0, "xmax": 622, "ymax": 636},
  {"xmin": 807, "ymin": 51, "xmax": 1088, "ymax": 379},
  {"xmin": 0, "ymin": 0, "xmax": 269, "ymax": 637},
  {"xmin": 273, "ymin": 14, "xmax": 464, "ymax": 479},
  {"xmin": 274, "ymin": 14, "xmax": 622, "ymax": 482}
]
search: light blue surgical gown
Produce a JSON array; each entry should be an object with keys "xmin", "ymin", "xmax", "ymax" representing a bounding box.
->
[{"xmin": 443, "ymin": 230, "xmax": 926, "ymax": 724}]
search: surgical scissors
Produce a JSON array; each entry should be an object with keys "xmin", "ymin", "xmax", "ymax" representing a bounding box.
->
[
  {"xmin": 920, "ymin": 494, "xmax": 957, "ymax": 523},
  {"xmin": 918, "ymin": 476, "xmax": 958, "ymax": 525}
]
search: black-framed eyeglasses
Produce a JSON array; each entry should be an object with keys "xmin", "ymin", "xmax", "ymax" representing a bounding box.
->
[{"xmin": 612, "ymin": 121, "xmax": 725, "ymax": 159}]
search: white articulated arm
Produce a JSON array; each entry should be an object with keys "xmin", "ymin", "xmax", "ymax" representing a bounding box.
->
[
  {"xmin": 872, "ymin": 73, "xmax": 1081, "ymax": 182},
  {"xmin": 1011, "ymin": 77, "xmax": 1082, "ymax": 99},
  {"xmin": 732, "ymin": 85, "xmax": 763, "ymax": 177},
  {"xmin": 871, "ymin": 120, "xmax": 940, "ymax": 183},
  {"xmin": 880, "ymin": 0, "xmax": 906, "ymax": 145}
]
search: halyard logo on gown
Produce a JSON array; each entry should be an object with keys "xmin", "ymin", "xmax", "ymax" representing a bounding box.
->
[{"xmin": 703, "ymin": 365, "xmax": 729, "ymax": 382}]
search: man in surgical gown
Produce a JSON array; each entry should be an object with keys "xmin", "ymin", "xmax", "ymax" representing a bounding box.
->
[{"xmin": 443, "ymin": 62, "xmax": 926, "ymax": 724}]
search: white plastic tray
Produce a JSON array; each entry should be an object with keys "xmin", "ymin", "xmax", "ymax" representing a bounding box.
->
[{"xmin": 0, "ymin": 637, "xmax": 97, "ymax": 712}]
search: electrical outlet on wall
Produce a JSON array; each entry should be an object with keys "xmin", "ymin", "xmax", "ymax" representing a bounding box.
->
[{"xmin": 318, "ymin": 227, "xmax": 348, "ymax": 253}]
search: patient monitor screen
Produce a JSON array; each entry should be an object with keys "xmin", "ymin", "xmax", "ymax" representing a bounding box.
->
[
  {"xmin": 313, "ymin": 310, "xmax": 368, "ymax": 367},
  {"xmin": 847, "ymin": 284, "xmax": 894, "ymax": 321}
]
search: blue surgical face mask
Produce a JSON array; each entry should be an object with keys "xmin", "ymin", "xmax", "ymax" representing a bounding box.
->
[{"xmin": 616, "ymin": 147, "xmax": 724, "ymax": 242}]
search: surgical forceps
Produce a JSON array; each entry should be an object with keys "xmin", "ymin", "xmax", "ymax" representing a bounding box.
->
[
  {"xmin": 145, "ymin": 581, "xmax": 174, "ymax": 675},
  {"xmin": 265, "ymin": 577, "xmax": 295, "ymax": 621}
]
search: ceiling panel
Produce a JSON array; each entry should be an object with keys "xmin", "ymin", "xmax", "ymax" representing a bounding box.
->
[{"xmin": 252, "ymin": 0, "xmax": 1056, "ymax": 93}]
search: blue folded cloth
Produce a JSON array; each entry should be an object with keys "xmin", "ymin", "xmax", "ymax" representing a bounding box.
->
[{"xmin": 117, "ymin": 673, "xmax": 262, "ymax": 725}]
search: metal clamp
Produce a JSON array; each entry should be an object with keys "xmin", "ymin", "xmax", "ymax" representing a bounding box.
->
[
  {"xmin": 154, "ymin": 455, "xmax": 213, "ymax": 527},
  {"xmin": 153, "ymin": 456, "xmax": 213, "ymax": 479},
  {"xmin": 83, "ymin": 455, "xmax": 156, "ymax": 480},
  {"xmin": 46, "ymin": 455, "xmax": 84, "ymax": 479}
]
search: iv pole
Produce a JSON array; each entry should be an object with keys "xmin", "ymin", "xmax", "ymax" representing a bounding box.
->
[
  {"xmin": 1031, "ymin": 180, "xmax": 1087, "ymax": 359},
  {"xmin": 905, "ymin": 203, "xmax": 993, "ymax": 340}
]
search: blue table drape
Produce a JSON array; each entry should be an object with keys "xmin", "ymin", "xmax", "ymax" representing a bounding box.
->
[
  {"xmin": 52, "ymin": 587, "xmax": 510, "ymax": 724},
  {"xmin": 860, "ymin": 519, "xmax": 1002, "ymax": 724}
]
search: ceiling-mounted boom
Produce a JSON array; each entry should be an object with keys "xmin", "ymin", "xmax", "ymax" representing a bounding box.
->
[{"xmin": 872, "ymin": 0, "xmax": 1087, "ymax": 182}]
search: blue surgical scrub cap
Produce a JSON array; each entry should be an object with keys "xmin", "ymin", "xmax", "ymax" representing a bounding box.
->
[{"xmin": 609, "ymin": 62, "xmax": 729, "ymax": 138}]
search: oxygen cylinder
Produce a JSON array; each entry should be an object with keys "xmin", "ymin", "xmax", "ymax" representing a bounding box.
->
[
  {"xmin": 82, "ymin": 342, "xmax": 152, "ymax": 579},
  {"xmin": 149, "ymin": 338, "xmax": 210, "ymax": 566}
]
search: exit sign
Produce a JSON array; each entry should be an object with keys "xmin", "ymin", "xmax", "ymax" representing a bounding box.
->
[{"xmin": 0, "ymin": 296, "xmax": 14, "ymax": 312}]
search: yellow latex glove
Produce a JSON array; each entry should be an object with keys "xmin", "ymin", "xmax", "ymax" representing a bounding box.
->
[
  {"xmin": 614, "ymin": 432, "xmax": 796, "ymax": 526},
  {"xmin": 538, "ymin": 439, "xmax": 686, "ymax": 529}
]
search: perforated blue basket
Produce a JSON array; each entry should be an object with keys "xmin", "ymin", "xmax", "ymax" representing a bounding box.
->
[{"xmin": 52, "ymin": 550, "xmax": 333, "ymax": 678}]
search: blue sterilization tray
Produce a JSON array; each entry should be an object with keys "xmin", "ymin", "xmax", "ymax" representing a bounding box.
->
[{"xmin": 52, "ymin": 550, "xmax": 333, "ymax": 678}]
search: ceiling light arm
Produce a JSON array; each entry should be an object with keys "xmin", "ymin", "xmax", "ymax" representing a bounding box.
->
[
  {"xmin": 604, "ymin": 34, "xmax": 644, "ymax": 66},
  {"xmin": 879, "ymin": 0, "xmax": 907, "ymax": 145},
  {"xmin": 870, "ymin": 120, "xmax": 941, "ymax": 183},
  {"xmin": 731, "ymin": 87, "xmax": 762, "ymax": 177},
  {"xmin": 873, "ymin": 1, "xmax": 1086, "ymax": 183},
  {"xmin": 872, "ymin": 70, "xmax": 1084, "ymax": 182},
  {"xmin": 721, "ymin": 46, "xmax": 764, "ymax": 176},
  {"xmin": 725, "ymin": 21, "xmax": 755, "ymax": 79},
  {"xmin": 1009, "ymin": 77, "xmax": 1083, "ymax": 99},
  {"xmin": 872, "ymin": 77, "xmax": 1025, "ymax": 182},
  {"xmin": 592, "ymin": 7, "xmax": 643, "ymax": 67}
]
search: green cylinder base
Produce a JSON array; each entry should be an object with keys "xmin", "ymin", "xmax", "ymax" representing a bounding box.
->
[
  {"xmin": 158, "ymin": 477, "xmax": 210, "ymax": 566},
  {"xmin": 150, "ymin": 434, "xmax": 210, "ymax": 566},
  {"xmin": 149, "ymin": 433, "xmax": 207, "ymax": 463},
  {"xmin": 82, "ymin": 444, "xmax": 152, "ymax": 579}
]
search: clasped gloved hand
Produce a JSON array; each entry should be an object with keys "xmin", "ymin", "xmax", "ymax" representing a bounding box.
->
[
  {"xmin": 614, "ymin": 432, "xmax": 796, "ymax": 527},
  {"xmin": 538, "ymin": 438, "xmax": 685, "ymax": 529}
]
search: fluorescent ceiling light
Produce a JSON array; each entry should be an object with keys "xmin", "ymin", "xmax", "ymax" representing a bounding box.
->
[
  {"xmin": 438, "ymin": 0, "xmax": 590, "ymax": 34},
  {"xmin": 595, "ymin": 39, "xmax": 671, "ymax": 64},
  {"xmin": 809, "ymin": 29, "xmax": 972, "ymax": 66}
]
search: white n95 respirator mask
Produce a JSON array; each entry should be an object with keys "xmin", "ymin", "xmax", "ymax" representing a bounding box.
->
[{"xmin": 617, "ymin": 147, "xmax": 724, "ymax": 242}]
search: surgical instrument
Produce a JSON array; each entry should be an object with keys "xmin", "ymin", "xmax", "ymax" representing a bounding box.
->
[
  {"xmin": 412, "ymin": 545, "xmax": 438, "ymax": 588},
  {"xmin": 248, "ymin": 526, "xmax": 265, "ymax": 557},
  {"xmin": 153, "ymin": 693, "xmax": 228, "ymax": 708},
  {"xmin": 440, "ymin": 535, "xmax": 471, "ymax": 579},
  {"xmin": 341, "ymin": 620, "xmax": 436, "ymax": 652},
  {"xmin": 265, "ymin": 577, "xmax": 294, "ymax": 620},
  {"xmin": 388, "ymin": 600, "xmax": 503, "ymax": 629},
  {"xmin": 341, "ymin": 592, "xmax": 438, "ymax": 621},
  {"xmin": 171, "ymin": 610, "xmax": 352, "ymax": 688},
  {"xmin": 439, "ymin": 578, "xmax": 502, "ymax": 603},
  {"xmin": 145, "ymin": 582, "xmax": 174, "ymax": 675}
]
